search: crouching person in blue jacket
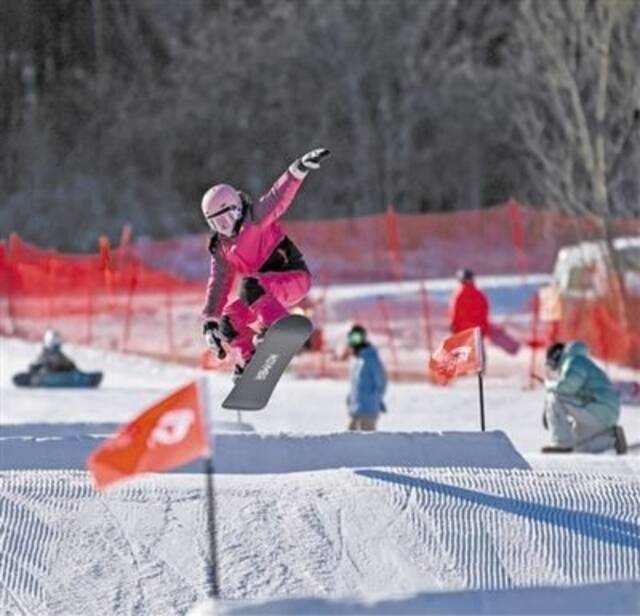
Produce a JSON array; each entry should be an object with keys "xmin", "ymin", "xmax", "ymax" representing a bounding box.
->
[
  {"xmin": 542, "ymin": 341, "xmax": 626, "ymax": 454},
  {"xmin": 346, "ymin": 324, "xmax": 387, "ymax": 431}
]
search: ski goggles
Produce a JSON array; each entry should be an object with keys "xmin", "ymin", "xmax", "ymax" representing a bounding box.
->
[
  {"xmin": 206, "ymin": 204, "xmax": 242, "ymax": 236},
  {"xmin": 347, "ymin": 329, "xmax": 366, "ymax": 347}
]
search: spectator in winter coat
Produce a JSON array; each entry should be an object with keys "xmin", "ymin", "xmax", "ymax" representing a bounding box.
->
[
  {"xmin": 449, "ymin": 269, "xmax": 490, "ymax": 335},
  {"xmin": 30, "ymin": 330, "xmax": 77, "ymax": 373},
  {"xmin": 346, "ymin": 325, "xmax": 387, "ymax": 431},
  {"xmin": 542, "ymin": 341, "xmax": 626, "ymax": 454},
  {"xmin": 200, "ymin": 149, "xmax": 330, "ymax": 381}
]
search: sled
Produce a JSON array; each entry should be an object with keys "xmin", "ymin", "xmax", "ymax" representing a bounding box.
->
[
  {"xmin": 487, "ymin": 323, "xmax": 521, "ymax": 355},
  {"xmin": 13, "ymin": 370, "xmax": 103, "ymax": 388}
]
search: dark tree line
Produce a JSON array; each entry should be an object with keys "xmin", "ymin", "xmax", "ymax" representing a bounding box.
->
[{"xmin": 1, "ymin": 0, "xmax": 638, "ymax": 250}]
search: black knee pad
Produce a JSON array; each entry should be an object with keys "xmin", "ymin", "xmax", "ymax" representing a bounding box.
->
[
  {"xmin": 239, "ymin": 277, "xmax": 265, "ymax": 306},
  {"xmin": 218, "ymin": 315, "xmax": 238, "ymax": 341}
]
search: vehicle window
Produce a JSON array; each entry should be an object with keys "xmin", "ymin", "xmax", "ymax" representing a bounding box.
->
[{"xmin": 567, "ymin": 266, "xmax": 594, "ymax": 291}]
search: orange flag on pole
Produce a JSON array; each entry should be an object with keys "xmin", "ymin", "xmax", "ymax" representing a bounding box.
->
[
  {"xmin": 429, "ymin": 327, "xmax": 484, "ymax": 384},
  {"xmin": 87, "ymin": 379, "xmax": 210, "ymax": 489}
]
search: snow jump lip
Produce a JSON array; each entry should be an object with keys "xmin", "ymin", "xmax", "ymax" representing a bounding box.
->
[
  {"xmin": 216, "ymin": 581, "xmax": 640, "ymax": 615},
  {"xmin": 0, "ymin": 429, "xmax": 529, "ymax": 473}
]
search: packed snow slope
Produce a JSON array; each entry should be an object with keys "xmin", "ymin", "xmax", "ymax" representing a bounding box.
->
[
  {"xmin": 1, "ymin": 331, "xmax": 640, "ymax": 614},
  {"xmin": 1, "ymin": 467, "xmax": 639, "ymax": 614}
]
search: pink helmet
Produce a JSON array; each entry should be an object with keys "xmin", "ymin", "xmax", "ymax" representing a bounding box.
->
[{"xmin": 201, "ymin": 184, "xmax": 243, "ymax": 237}]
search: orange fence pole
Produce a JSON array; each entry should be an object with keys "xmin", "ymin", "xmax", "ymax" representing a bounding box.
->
[
  {"xmin": 377, "ymin": 297, "xmax": 398, "ymax": 378},
  {"xmin": 419, "ymin": 281, "xmax": 434, "ymax": 354},
  {"xmin": 385, "ymin": 205, "xmax": 402, "ymax": 280},
  {"xmin": 121, "ymin": 261, "xmax": 138, "ymax": 353},
  {"xmin": 165, "ymin": 286, "xmax": 175, "ymax": 359},
  {"xmin": 528, "ymin": 292, "xmax": 540, "ymax": 388},
  {"xmin": 85, "ymin": 288, "xmax": 94, "ymax": 345}
]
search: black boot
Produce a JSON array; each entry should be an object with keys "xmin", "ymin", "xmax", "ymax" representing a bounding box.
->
[
  {"xmin": 232, "ymin": 364, "xmax": 245, "ymax": 383},
  {"xmin": 614, "ymin": 426, "xmax": 628, "ymax": 455},
  {"xmin": 232, "ymin": 348, "xmax": 256, "ymax": 383}
]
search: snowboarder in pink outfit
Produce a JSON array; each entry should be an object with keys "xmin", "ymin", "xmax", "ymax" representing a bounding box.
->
[{"xmin": 201, "ymin": 148, "xmax": 330, "ymax": 380}]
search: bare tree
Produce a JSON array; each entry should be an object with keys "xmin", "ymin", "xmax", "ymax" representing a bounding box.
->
[
  {"xmin": 510, "ymin": 0, "xmax": 640, "ymax": 335},
  {"xmin": 511, "ymin": 0, "xmax": 639, "ymax": 219}
]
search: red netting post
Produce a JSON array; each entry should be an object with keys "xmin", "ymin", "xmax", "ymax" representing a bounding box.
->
[
  {"xmin": 121, "ymin": 260, "xmax": 138, "ymax": 353},
  {"xmin": 506, "ymin": 199, "xmax": 528, "ymax": 278},
  {"xmin": 4, "ymin": 239, "xmax": 16, "ymax": 335},
  {"xmin": 85, "ymin": 288, "xmax": 94, "ymax": 345},
  {"xmin": 46, "ymin": 256, "xmax": 55, "ymax": 326},
  {"xmin": 528, "ymin": 291, "xmax": 540, "ymax": 389},
  {"xmin": 595, "ymin": 304, "xmax": 610, "ymax": 372},
  {"xmin": 419, "ymin": 281, "xmax": 434, "ymax": 354},
  {"xmin": 165, "ymin": 285, "xmax": 176, "ymax": 360},
  {"xmin": 385, "ymin": 205, "xmax": 402, "ymax": 280},
  {"xmin": 377, "ymin": 297, "xmax": 399, "ymax": 379},
  {"xmin": 6, "ymin": 234, "xmax": 24, "ymax": 337}
]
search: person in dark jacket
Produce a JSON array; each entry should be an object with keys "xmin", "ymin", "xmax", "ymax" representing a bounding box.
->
[
  {"xmin": 30, "ymin": 330, "xmax": 77, "ymax": 373},
  {"xmin": 346, "ymin": 324, "xmax": 387, "ymax": 431},
  {"xmin": 542, "ymin": 341, "xmax": 626, "ymax": 454}
]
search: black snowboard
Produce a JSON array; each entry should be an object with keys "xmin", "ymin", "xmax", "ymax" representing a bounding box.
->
[
  {"xmin": 13, "ymin": 370, "xmax": 103, "ymax": 388},
  {"xmin": 222, "ymin": 315, "xmax": 312, "ymax": 411}
]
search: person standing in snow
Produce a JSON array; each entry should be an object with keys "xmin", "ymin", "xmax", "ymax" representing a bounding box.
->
[
  {"xmin": 541, "ymin": 341, "xmax": 626, "ymax": 454},
  {"xmin": 449, "ymin": 268, "xmax": 490, "ymax": 336},
  {"xmin": 201, "ymin": 148, "xmax": 330, "ymax": 380},
  {"xmin": 346, "ymin": 324, "xmax": 387, "ymax": 431}
]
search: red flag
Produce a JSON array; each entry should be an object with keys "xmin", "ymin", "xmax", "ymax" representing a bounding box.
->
[
  {"xmin": 88, "ymin": 379, "xmax": 210, "ymax": 489},
  {"xmin": 429, "ymin": 327, "xmax": 483, "ymax": 384}
]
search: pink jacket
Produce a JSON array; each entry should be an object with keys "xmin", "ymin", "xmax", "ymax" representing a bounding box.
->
[{"xmin": 202, "ymin": 168, "xmax": 306, "ymax": 319}]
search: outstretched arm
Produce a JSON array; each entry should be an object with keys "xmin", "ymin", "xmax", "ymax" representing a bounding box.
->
[{"xmin": 253, "ymin": 148, "xmax": 330, "ymax": 226}]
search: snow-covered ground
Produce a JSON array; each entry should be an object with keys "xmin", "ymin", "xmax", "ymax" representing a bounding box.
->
[{"xmin": 1, "ymin": 282, "xmax": 640, "ymax": 614}]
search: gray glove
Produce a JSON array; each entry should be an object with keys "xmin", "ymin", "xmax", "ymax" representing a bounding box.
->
[
  {"xmin": 203, "ymin": 321, "xmax": 226, "ymax": 360},
  {"xmin": 290, "ymin": 148, "xmax": 331, "ymax": 178}
]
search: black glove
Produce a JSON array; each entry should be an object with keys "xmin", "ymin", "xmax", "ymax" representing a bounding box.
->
[
  {"xmin": 203, "ymin": 321, "xmax": 227, "ymax": 360},
  {"xmin": 293, "ymin": 148, "xmax": 331, "ymax": 176}
]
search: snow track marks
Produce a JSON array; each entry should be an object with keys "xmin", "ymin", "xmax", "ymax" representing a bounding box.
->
[{"xmin": 0, "ymin": 467, "xmax": 638, "ymax": 613}]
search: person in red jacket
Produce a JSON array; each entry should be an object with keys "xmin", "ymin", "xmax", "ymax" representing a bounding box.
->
[{"xmin": 449, "ymin": 269, "xmax": 490, "ymax": 335}]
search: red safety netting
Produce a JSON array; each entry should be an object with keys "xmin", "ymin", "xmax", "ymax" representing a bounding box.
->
[
  {"xmin": 0, "ymin": 233, "xmax": 202, "ymax": 357},
  {"xmin": 2, "ymin": 201, "xmax": 639, "ymax": 378},
  {"xmin": 132, "ymin": 201, "xmax": 639, "ymax": 283}
]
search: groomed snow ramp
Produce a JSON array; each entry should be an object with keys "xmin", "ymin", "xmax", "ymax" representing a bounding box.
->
[
  {"xmin": 1, "ymin": 466, "xmax": 638, "ymax": 614},
  {"xmin": 211, "ymin": 430, "xmax": 530, "ymax": 473},
  {"xmin": 0, "ymin": 430, "xmax": 529, "ymax": 473}
]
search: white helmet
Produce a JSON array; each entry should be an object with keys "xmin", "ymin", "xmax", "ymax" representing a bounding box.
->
[
  {"xmin": 201, "ymin": 184, "xmax": 243, "ymax": 238},
  {"xmin": 44, "ymin": 330, "xmax": 62, "ymax": 350}
]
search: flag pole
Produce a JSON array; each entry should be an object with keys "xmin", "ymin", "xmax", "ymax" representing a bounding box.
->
[
  {"xmin": 478, "ymin": 372, "xmax": 486, "ymax": 432},
  {"xmin": 199, "ymin": 377, "xmax": 220, "ymax": 599},
  {"xmin": 204, "ymin": 455, "xmax": 220, "ymax": 598},
  {"xmin": 475, "ymin": 328, "xmax": 486, "ymax": 432}
]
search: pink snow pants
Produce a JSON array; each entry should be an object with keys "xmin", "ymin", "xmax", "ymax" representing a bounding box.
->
[{"xmin": 222, "ymin": 270, "xmax": 311, "ymax": 362}]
